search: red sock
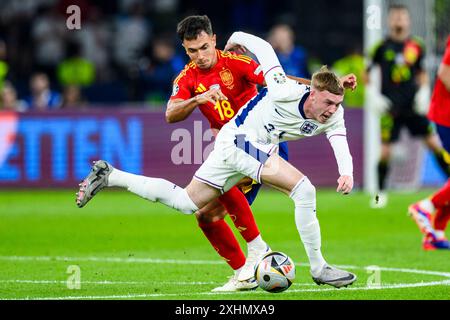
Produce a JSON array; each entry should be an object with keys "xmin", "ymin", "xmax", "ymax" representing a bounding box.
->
[
  {"xmin": 218, "ymin": 186, "xmax": 260, "ymax": 242},
  {"xmin": 431, "ymin": 179, "xmax": 450, "ymax": 208},
  {"xmin": 198, "ymin": 219, "xmax": 246, "ymax": 270},
  {"xmin": 433, "ymin": 205, "xmax": 450, "ymax": 232}
]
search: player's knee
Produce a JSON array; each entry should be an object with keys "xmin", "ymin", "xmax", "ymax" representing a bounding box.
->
[
  {"xmin": 195, "ymin": 207, "xmax": 226, "ymax": 224},
  {"xmin": 289, "ymin": 176, "xmax": 316, "ymax": 206},
  {"xmin": 171, "ymin": 187, "xmax": 199, "ymax": 215}
]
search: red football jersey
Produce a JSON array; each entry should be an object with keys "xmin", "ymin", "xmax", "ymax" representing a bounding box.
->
[
  {"xmin": 170, "ymin": 50, "xmax": 264, "ymax": 129},
  {"xmin": 428, "ymin": 36, "xmax": 450, "ymax": 127}
]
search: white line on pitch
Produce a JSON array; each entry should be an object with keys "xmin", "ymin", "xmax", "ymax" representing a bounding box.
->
[
  {"xmin": 1, "ymin": 255, "xmax": 449, "ymax": 278},
  {"xmin": 0, "ymin": 255, "xmax": 223, "ymax": 265},
  {"xmin": 0, "ymin": 280, "xmax": 216, "ymax": 285},
  {"xmin": 1, "ymin": 280, "xmax": 449, "ymax": 300},
  {"xmin": 0, "ymin": 279, "xmax": 317, "ymax": 287}
]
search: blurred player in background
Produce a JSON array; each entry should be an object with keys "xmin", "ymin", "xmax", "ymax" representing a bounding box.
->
[
  {"xmin": 366, "ymin": 4, "xmax": 450, "ymax": 208},
  {"xmin": 267, "ymin": 23, "xmax": 309, "ymax": 78},
  {"xmin": 408, "ymin": 35, "xmax": 450, "ymax": 250},
  {"xmin": 77, "ymin": 30, "xmax": 358, "ymax": 289}
]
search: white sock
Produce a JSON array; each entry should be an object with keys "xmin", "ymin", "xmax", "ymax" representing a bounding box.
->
[
  {"xmin": 234, "ymin": 267, "xmax": 242, "ymax": 276},
  {"xmin": 108, "ymin": 168, "xmax": 198, "ymax": 215},
  {"xmin": 290, "ymin": 177, "xmax": 326, "ymax": 277},
  {"xmin": 435, "ymin": 230, "xmax": 445, "ymax": 239},
  {"xmin": 247, "ymin": 234, "xmax": 266, "ymax": 250},
  {"xmin": 419, "ymin": 198, "xmax": 435, "ymax": 213}
]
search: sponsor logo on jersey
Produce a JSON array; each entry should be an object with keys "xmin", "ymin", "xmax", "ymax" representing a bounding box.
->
[
  {"xmin": 219, "ymin": 69, "xmax": 234, "ymax": 86},
  {"xmin": 300, "ymin": 121, "xmax": 318, "ymax": 135}
]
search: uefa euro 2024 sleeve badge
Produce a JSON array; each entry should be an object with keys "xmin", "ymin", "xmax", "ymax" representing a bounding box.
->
[
  {"xmin": 171, "ymin": 83, "xmax": 179, "ymax": 96},
  {"xmin": 273, "ymin": 72, "xmax": 287, "ymax": 84}
]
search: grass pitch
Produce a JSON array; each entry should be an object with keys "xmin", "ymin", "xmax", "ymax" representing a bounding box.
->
[{"xmin": 0, "ymin": 189, "xmax": 449, "ymax": 300}]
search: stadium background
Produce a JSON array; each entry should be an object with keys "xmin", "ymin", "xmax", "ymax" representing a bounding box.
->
[
  {"xmin": 0, "ymin": 0, "xmax": 449, "ymax": 190},
  {"xmin": 0, "ymin": 0, "xmax": 450, "ymax": 301}
]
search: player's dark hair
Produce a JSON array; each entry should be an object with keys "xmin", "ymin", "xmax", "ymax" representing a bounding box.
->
[
  {"xmin": 177, "ymin": 15, "xmax": 213, "ymax": 41},
  {"xmin": 388, "ymin": 4, "xmax": 409, "ymax": 13},
  {"xmin": 311, "ymin": 65, "xmax": 344, "ymax": 96}
]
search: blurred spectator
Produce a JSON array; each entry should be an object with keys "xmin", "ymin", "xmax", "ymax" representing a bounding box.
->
[
  {"xmin": 73, "ymin": 5, "xmax": 113, "ymax": 81},
  {"xmin": 139, "ymin": 36, "xmax": 185, "ymax": 104},
  {"xmin": 31, "ymin": 4, "xmax": 67, "ymax": 82},
  {"xmin": 0, "ymin": 40, "xmax": 9, "ymax": 90},
  {"xmin": 332, "ymin": 45, "xmax": 365, "ymax": 108},
  {"xmin": 0, "ymin": 81, "xmax": 27, "ymax": 111},
  {"xmin": 61, "ymin": 85, "xmax": 85, "ymax": 109},
  {"xmin": 57, "ymin": 41, "xmax": 96, "ymax": 87},
  {"xmin": 267, "ymin": 23, "xmax": 309, "ymax": 78},
  {"xmin": 113, "ymin": 1, "xmax": 151, "ymax": 72},
  {"xmin": 25, "ymin": 72, "xmax": 61, "ymax": 110}
]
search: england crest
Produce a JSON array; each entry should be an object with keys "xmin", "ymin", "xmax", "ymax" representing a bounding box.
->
[{"xmin": 300, "ymin": 121, "xmax": 318, "ymax": 135}]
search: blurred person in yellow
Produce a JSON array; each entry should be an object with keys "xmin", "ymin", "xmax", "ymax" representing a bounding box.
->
[
  {"xmin": 0, "ymin": 40, "xmax": 9, "ymax": 90},
  {"xmin": 332, "ymin": 45, "xmax": 365, "ymax": 108},
  {"xmin": 57, "ymin": 41, "xmax": 95, "ymax": 88}
]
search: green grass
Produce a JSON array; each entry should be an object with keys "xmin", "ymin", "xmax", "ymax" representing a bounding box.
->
[{"xmin": 0, "ymin": 189, "xmax": 449, "ymax": 300}]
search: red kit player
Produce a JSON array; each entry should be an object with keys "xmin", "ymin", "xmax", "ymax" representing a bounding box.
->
[{"xmin": 408, "ymin": 35, "xmax": 450, "ymax": 250}]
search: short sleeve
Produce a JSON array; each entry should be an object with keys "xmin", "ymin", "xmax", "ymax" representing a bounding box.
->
[
  {"xmin": 243, "ymin": 58, "xmax": 265, "ymax": 85},
  {"xmin": 169, "ymin": 68, "xmax": 193, "ymax": 101}
]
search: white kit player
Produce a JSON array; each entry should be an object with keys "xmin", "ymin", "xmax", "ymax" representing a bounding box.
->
[{"xmin": 76, "ymin": 31, "xmax": 358, "ymax": 288}]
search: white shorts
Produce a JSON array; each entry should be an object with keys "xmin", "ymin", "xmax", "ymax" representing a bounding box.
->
[{"xmin": 194, "ymin": 125, "xmax": 278, "ymax": 193}]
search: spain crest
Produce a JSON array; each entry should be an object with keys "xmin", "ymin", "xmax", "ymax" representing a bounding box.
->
[{"xmin": 219, "ymin": 69, "xmax": 234, "ymax": 86}]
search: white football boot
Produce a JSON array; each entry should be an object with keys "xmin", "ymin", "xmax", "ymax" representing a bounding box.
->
[
  {"xmin": 237, "ymin": 244, "xmax": 271, "ymax": 281},
  {"xmin": 312, "ymin": 264, "xmax": 357, "ymax": 288},
  {"xmin": 211, "ymin": 274, "xmax": 258, "ymax": 292},
  {"xmin": 76, "ymin": 160, "xmax": 112, "ymax": 208}
]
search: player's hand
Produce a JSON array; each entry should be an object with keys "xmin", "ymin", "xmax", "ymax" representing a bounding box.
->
[
  {"xmin": 336, "ymin": 175, "xmax": 353, "ymax": 194},
  {"xmin": 340, "ymin": 74, "xmax": 357, "ymax": 91},
  {"xmin": 195, "ymin": 87, "xmax": 228, "ymax": 105},
  {"xmin": 224, "ymin": 41, "xmax": 247, "ymax": 54}
]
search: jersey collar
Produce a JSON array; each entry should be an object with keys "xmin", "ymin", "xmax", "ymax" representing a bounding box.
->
[{"xmin": 298, "ymin": 91, "xmax": 311, "ymax": 119}]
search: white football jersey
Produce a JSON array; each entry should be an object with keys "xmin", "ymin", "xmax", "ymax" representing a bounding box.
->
[{"xmin": 230, "ymin": 80, "xmax": 347, "ymax": 145}]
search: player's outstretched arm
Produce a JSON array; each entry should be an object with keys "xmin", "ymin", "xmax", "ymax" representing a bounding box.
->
[
  {"xmin": 223, "ymin": 34, "xmax": 357, "ymax": 91},
  {"xmin": 328, "ymin": 133, "xmax": 354, "ymax": 195},
  {"xmin": 225, "ymin": 31, "xmax": 300, "ymax": 102},
  {"xmin": 287, "ymin": 74, "xmax": 357, "ymax": 90}
]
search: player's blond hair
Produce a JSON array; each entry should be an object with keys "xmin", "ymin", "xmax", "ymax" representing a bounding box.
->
[{"xmin": 311, "ymin": 66, "xmax": 344, "ymax": 96}]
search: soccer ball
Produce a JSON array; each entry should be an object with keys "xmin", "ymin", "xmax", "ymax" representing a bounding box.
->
[{"xmin": 254, "ymin": 251, "xmax": 296, "ymax": 293}]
